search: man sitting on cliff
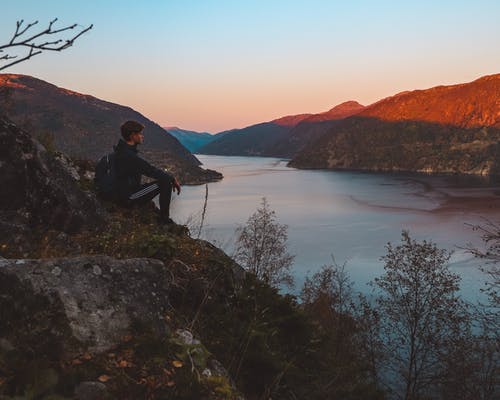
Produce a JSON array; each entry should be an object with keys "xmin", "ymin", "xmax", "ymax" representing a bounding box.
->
[{"xmin": 113, "ymin": 120, "xmax": 181, "ymax": 225}]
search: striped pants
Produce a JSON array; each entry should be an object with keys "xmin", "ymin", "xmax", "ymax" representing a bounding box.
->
[{"xmin": 128, "ymin": 180, "xmax": 172, "ymax": 218}]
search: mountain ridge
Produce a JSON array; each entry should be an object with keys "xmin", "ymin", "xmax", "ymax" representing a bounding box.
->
[
  {"xmin": 198, "ymin": 101, "xmax": 366, "ymax": 157},
  {"xmin": 268, "ymin": 101, "xmax": 366, "ymax": 157},
  {"xmin": 0, "ymin": 74, "xmax": 222, "ymax": 184},
  {"xmin": 199, "ymin": 74, "xmax": 499, "ymax": 163},
  {"xmin": 356, "ymin": 73, "xmax": 500, "ymax": 128},
  {"xmin": 163, "ymin": 126, "xmax": 215, "ymax": 153},
  {"xmin": 289, "ymin": 73, "xmax": 500, "ymax": 175},
  {"xmin": 198, "ymin": 122, "xmax": 290, "ymax": 156}
]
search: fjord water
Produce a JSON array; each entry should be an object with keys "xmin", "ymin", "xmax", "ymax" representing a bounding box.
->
[{"xmin": 170, "ymin": 155, "xmax": 500, "ymax": 300}]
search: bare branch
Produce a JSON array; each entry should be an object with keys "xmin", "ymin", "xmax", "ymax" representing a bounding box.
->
[
  {"xmin": 0, "ymin": 48, "xmax": 42, "ymax": 71},
  {"xmin": 462, "ymin": 219, "xmax": 500, "ymax": 263},
  {"xmin": 0, "ymin": 19, "xmax": 92, "ymax": 71},
  {"xmin": 0, "ymin": 54, "xmax": 17, "ymax": 61},
  {"xmin": 15, "ymin": 20, "xmax": 38, "ymax": 39}
]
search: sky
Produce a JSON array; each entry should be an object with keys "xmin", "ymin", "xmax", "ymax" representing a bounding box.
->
[{"xmin": 1, "ymin": 0, "xmax": 499, "ymax": 133}]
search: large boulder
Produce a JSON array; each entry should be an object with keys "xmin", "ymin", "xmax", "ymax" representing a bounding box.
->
[
  {"xmin": 0, "ymin": 255, "xmax": 171, "ymax": 356},
  {"xmin": 0, "ymin": 255, "xmax": 244, "ymax": 399},
  {"xmin": 0, "ymin": 116, "xmax": 106, "ymax": 257},
  {"xmin": 0, "ymin": 116, "xmax": 105, "ymax": 233}
]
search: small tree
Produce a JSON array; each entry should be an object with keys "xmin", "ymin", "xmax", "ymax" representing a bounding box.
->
[
  {"xmin": 373, "ymin": 231, "xmax": 467, "ymax": 400},
  {"xmin": 234, "ymin": 198, "xmax": 294, "ymax": 288},
  {"xmin": 466, "ymin": 220, "xmax": 500, "ymax": 323},
  {"xmin": 439, "ymin": 317, "xmax": 499, "ymax": 400},
  {"xmin": 301, "ymin": 259, "xmax": 355, "ymax": 357},
  {"xmin": 300, "ymin": 260, "xmax": 385, "ymax": 398},
  {"xmin": 0, "ymin": 18, "xmax": 92, "ymax": 71},
  {"xmin": 460, "ymin": 220, "xmax": 500, "ymax": 399},
  {"xmin": 301, "ymin": 258, "xmax": 354, "ymax": 327}
]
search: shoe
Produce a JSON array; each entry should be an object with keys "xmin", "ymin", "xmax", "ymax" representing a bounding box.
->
[{"xmin": 158, "ymin": 216, "xmax": 175, "ymax": 225}]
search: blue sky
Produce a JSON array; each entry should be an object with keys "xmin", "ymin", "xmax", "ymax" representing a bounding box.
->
[{"xmin": 1, "ymin": 0, "xmax": 499, "ymax": 132}]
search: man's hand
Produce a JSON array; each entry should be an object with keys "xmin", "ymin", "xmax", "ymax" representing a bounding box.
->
[{"xmin": 172, "ymin": 178, "xmax": 181, "ymax": 195}]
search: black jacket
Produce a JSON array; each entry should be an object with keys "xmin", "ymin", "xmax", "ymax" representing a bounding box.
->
[{"xmin": 114, "ymin": 139, "xmax": 174, "ymax": 200}]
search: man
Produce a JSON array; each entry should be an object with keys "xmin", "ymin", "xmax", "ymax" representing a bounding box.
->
[{"xmin": 114, "ymin": 120, "xmax": 181, "ymax": 224}]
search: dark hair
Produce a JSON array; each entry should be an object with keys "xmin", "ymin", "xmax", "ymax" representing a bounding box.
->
[{"xmin": 121, "ymin": 120, "xmax": 145, "ymax": 140}]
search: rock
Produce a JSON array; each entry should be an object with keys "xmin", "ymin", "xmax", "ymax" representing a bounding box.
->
[
  {"xmin": 0, "ymin": 116, "xmax": 106, "ymax": 235},
  {"xmin": 161, "ymin": 221, "xmax": 190, "ymax": 236},
  {"xmin": 208, "ymin": 359, "xmax": 245, "ymax": 400},
  {"xmin": 74, "ymin": 381, "xmax": 108, "ymax": 400},
  {"xmin": 84, "ymin": 170, "xmax": 94, "ymax": 180},
  {"xmin": 54, "ymin": 152, "xmax": 81, "ymax": 181},
  {"xmin": 0, "ymin": 255, "xmax": 172, "ymax": 356},
  {"xmin": 175, "ymin": 328, "xmax": 203, "ymax": 346},
  {"xmin": 170, "ymin": 328, "xmax": 244, "ymax": 398},
  {"xmin": 0, "ymin": 338, "xmax": 15, "ymax": 352},
  {"xmin": 92, "ymin": 264, "xmax": 102, "ymax": 276},
  {"xmin": 0, "ymin": 252, "xmax": 248, "ymax": 399}
]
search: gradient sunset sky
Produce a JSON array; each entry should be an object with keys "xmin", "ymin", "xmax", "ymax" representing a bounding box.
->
[{"xmin": 2, "ymin": 0, "xmax": 499, "ymax": 132}]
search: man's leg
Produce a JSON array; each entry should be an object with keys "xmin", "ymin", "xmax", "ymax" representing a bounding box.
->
[
  {"xmin": 157, "ymin": 178, "xmax": 173, "ymax": 220},
  {"xmin": 128, "ymin": 181, "xmax": 160, "ymax": 205},
  {"xmin": 128, "ymin": 179, "xmax": 173, "ymax": 221}
]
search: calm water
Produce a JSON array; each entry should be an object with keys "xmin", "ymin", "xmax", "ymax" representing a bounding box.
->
[{"xmin": 170, "ymin": 155, "xmax": 500, "ymax": 301}]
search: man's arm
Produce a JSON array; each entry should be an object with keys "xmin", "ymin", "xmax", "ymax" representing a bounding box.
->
[
  {"xmin": 134, "ymin": 156, "xmax": 181, "ymax": 194},
  {"xmin": 172, "ymin": 177, "xmax": 181, "ymax": 194}
]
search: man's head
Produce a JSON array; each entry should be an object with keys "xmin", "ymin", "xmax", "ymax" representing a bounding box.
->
[{"xmin": 121, "ymin": 120, "xmax": 145, "ymax": 145}]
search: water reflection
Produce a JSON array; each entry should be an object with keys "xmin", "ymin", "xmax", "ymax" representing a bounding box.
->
[{"xmin": 170, "ymin": 155, "xmax": 500, "ymax": 301}]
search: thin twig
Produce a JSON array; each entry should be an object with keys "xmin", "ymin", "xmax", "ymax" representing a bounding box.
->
[
  {"xmin": 0, "ymin": 19, "xmax": 93, "ymax": 71},
  {"xmin": 196, "ymin": 184, "xmax": 208, "ymax": 239},
  {"xmin": 188, "ymin": 269, "xmax": 224, "ymax": 331}
]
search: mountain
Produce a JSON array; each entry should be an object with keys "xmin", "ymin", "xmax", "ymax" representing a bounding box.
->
[
  {"xmin": 197, "ymin": 104, "xmax": 363, "ymax": 157},
  {"xmin": 358, "ymin": 75, "xmax": 499, "ymax": 128},
  {"xmin": 197, "ymin": 111, "xmax": 316, "ymax": 157},
  {"xmin": 289, "ymin": 74, "xmax": 500, "ymax": 175},
  {"xmin": 301, "ymin": 101, "xmax": 366, "ymax": 123},
  {"xmin": 272, "ymin": 113, "xmax": 313, "ymax": 127},
  {"xmin": 198, "ymin": 122, "xmax": 292, "ymax": 156},
  {"xmin": 164, "ymin": 126, "xmax": 215, "ymax": 153},
  {"xmin": 0, "ymin": 74, "xmax": 221, "ymax": 184},
  {"xmin": 269, "ymin": 101, "xmax": 365, "ymax": 157}
]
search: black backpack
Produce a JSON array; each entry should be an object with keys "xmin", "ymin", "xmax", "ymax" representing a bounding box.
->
[{"xmin": 94, "ymin": 152, "xmax": 117, "ymax": 196}]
